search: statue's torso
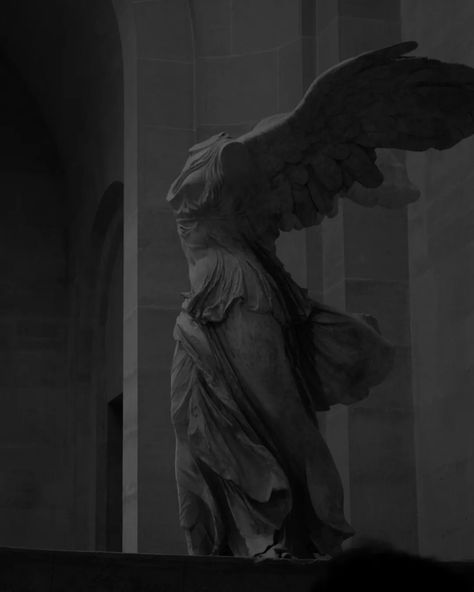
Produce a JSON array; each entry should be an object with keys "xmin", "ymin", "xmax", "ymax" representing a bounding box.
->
[{"xmin": 175, "ymin": 215, "xmax": 311, "ymax": 325}]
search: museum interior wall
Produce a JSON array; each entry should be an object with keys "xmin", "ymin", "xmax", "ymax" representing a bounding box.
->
[
  {"xmin": 0, "ymin": 0, "xmax": 472, "ymax": 561},
  {"xmin": 403, "ymin": 0, "xmax": 474, "ymax": 560},
  {"xmin": 0, "ymin": 0, "xmax": 124, "ymax": 551},
  {"xmin": 312, "ymin": 0, "xmax": 420, "ymax": 554},
  {"xmin": 0, "ymin": 52, "xmax": 70, "ymax": 549}
]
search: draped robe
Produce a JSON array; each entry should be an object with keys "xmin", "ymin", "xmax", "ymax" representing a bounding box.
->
[{"xmin": 170, "ymin": 181, "xmax": 393, "ymax": 558}]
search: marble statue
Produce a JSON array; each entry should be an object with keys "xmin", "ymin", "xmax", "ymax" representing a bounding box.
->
[{"xmin": 166, "ymin": 42, "xmax": 474, "ymax": 559}]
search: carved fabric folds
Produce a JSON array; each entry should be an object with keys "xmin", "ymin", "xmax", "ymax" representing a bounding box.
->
[
  {"xmin": 167, "ymin": 41, "xmax": 474, "ymax": 557},
  {"xmin": 171, "ymin": 246, "xmax": 393, "ymax": 557}
]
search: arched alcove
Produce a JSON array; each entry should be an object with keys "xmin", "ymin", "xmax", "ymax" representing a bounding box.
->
[{"xmin": 0, "ymin": 0, "xmax": 124, "ymax": 551}]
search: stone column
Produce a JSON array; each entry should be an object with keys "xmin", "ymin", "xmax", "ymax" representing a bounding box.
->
[
  {"xmin": 402, "ymin": 0, "xmax": 474, "ymax": 559},
  {"xmin": 115, "ymin": 0, "xmax": 193, "ymax": 554},
  {"xmin": 314, "ymin": 0, "xmax": 418, "ymax": 550}
]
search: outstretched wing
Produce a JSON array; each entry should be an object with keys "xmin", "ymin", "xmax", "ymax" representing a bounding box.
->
[{"xmin": 237, "ymin": 41, "xmax": 474, "ymax": 231}]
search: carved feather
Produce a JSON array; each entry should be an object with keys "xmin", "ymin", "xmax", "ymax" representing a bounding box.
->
[{"xmin": 237, "ymin": 41, "xmax": 474, "ymax": 231}]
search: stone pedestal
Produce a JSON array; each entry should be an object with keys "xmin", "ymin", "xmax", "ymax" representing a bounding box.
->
[{"xmin": 0, "ymin": 547, "xmax": 321, "ymax": 592}]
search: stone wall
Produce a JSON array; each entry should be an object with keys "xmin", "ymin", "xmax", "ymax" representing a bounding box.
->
[
  {"xmin": 191, "ymin": 0, "xmax": 311, "ymax": 286},
  {"xmin": 1, "ymin": 0, "xmax": 473, "ymax": 560},
  {"xmin": 310, "ymin": 0, "xmax": 419, "ymax": 552},
  {"xmin": 114, "ymin": 0, "xmax": 474, "ymax": 559},
  {"xmin": 117, "ymin": 0, "xmax": 420, "ymax": 555},
  {"xmin": 0, "ymin": 0, "xmax": 124, "ymax": 551},
  {"xmin": 115, "ymin": 0, "xmax": 193, "ymax": 555},
  {"xmin": 402, "ymin": 0, "xmax": 474, "ymax": 560},
  {"xmin": 0, "ymin": 57, "xmax": 71, "ymax": 548}
]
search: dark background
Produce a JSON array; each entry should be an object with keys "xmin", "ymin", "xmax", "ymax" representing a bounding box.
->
[{"xmin": 0, "ymin": 0, "xmax": 472, "ymax": 562}]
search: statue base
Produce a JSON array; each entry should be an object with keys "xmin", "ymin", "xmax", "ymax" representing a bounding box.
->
[{"xmin": 0, "ymin": 546, "xmax": 471, "ymax": 591}]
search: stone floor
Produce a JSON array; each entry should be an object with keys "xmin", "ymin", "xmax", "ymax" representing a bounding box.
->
[{"xmin": 0, "ymin": 547, "xmax": 473, "ymax": 592}]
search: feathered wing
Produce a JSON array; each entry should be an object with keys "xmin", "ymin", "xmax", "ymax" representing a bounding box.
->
[{"xmin": 235, "ymin": 41, "xmax": 474, "ymax": 232}]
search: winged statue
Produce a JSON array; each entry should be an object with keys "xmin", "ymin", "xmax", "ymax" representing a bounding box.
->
[{"xmin": 166, "ymin": 42, "xmax": 474, "ymax": 559}]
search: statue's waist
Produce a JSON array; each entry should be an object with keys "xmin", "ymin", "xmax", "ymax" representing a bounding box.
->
[
  {"xmin": 183, "ymin": 253, "xmax": 276, "ymax": 323},
  {"xmin": 183, "ymin": 251, "xmax": 311, "ymax": 325}
]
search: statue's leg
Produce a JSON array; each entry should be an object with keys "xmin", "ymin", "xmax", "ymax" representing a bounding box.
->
[
  {"xmin": 172, "ymin": 313, "xmax": 291, "ymax": 557},
  {"xmin": 216, "ymin": 304, "xmax": 352, "ymax": 557}
]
